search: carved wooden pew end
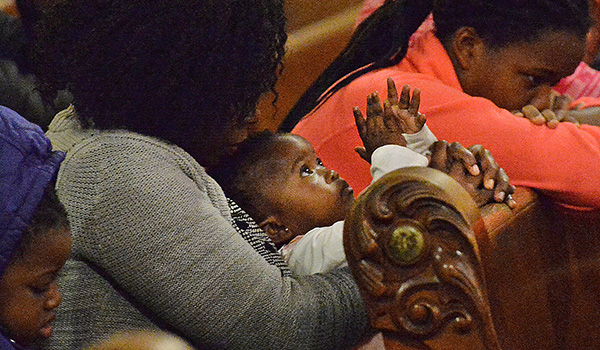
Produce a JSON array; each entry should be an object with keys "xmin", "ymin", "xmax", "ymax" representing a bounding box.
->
[{"xmin": 344, "ymin": 167, "xmax": 500, "ymax": 349}]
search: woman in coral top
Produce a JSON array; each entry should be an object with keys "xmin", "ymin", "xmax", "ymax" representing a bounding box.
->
[{"xmin": 287, "ymin": 0, "xmax": 600, "ymax": 209}]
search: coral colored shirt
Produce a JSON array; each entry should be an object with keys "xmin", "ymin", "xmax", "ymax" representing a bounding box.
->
[
  {"xmin": 292, "ymin": 30, "xmax": 600, "ymax": 209},
  {"xmin": 357, "ymin": 6, "xmax": 600, "ymax": 99}
]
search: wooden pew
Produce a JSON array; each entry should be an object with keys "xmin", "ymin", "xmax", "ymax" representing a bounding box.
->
[
  {"xmin": 479, "ymin": 188, "xmax": 600, "ymax": 349},
  {"xmin": 344, "ymin": 167, "xmax": 600, "ymax": 349}
]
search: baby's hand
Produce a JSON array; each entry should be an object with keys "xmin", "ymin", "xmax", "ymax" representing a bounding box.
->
[
  {"xmin": 353, "ymin": 79, "xmax": 422, "ymax": 163},
  {"xmin": 385, "ymin": 77, "xmax": 426, "ymax": 134}
]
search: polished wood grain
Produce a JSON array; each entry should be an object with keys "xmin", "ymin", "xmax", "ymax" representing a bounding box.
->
[
  {"xmin": 345, "ymin": 167, "xmax": 600, "ymax": 349},
  {"xmin": 344, "ymin": 167, "xmax": 500, "ymax": 350}
]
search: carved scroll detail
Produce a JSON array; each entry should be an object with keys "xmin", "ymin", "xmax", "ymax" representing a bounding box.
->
[{"xmin": 344, "ymin": 167, "xmax": 500, "ymax": 349}]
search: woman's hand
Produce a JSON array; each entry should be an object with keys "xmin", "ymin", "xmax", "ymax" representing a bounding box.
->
[
  {"xmin": 353, "ymin": 78, "xmax": 424, "ymax": 163},
  {"xmin": 429, "ymin": 141, "xmax": 516, "ymax": 208},
  {"xmin": 514, "ymin": 103, "xmax": 600, "ymax": 127},
  {"xmin": 512, "ymin": 91, "xmax": 578, "ymax": 128}
]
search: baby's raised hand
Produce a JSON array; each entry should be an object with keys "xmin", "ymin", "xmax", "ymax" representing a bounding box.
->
[
  {"xmin": 353, "ymin": 79, "xmax": 423, "ymax": 163},
  {"xmin": 386, "ymin": 77, "xmax": 426, "ymax": 134}
]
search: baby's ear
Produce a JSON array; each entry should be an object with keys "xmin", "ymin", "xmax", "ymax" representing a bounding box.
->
[{"xmin": 258, "ymin": 216, "xmax": 293, "ymax": 246}]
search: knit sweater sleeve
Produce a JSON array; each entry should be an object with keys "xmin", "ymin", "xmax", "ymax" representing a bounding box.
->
[{"xmin": 56, "ymin": 133, "xmax": 369, "ymax": 350}]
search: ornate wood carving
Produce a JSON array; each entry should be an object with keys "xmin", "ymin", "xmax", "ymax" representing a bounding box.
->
[{"xmin": 344, "ymin": 167, "xmax": 500, "ymax": 349}]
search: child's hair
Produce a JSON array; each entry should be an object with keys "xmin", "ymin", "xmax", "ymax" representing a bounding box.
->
[
  {"xmin": 11, "ymin": 183, "xmax": 69, "ymax": 262},
  {"xmin": 280, "ymin": 0, "xmax": 591, "ymax": 131},
  {"xmin": 209, "ymin": 130, "xmax": 284, "ymax": 224}
]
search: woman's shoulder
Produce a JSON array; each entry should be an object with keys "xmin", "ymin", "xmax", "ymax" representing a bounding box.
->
[
  {"xmin": 62, "ymin": 128, "xmax": 198, "ymax": 171},
  {"xmin": 48, "ymin": 106, "xmax": 199, "ymax": 168},
  {"xmin": 52, "ymin": 121, "xmax": 213, "ymax": 199},
  {"xmin": 54, "ymin": 124, "xmax": 232, "ymax": 230}
]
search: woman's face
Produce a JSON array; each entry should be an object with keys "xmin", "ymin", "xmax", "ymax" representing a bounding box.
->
[
  {"xmin": 458, "ymin": 30, "xmax": 586, "ymax": 112},
  {"xmin": 200, "ymin": 112, "xmax": 259, "ymax": 169}
]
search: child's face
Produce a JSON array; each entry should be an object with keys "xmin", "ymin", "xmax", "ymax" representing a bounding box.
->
[
  {"xmin": 260, "ymin": 135, "xmax": 355, "ymax": 239},
  {"xmin": 0, "ymin": 227, "xmax": 71, "ymax": 347}
]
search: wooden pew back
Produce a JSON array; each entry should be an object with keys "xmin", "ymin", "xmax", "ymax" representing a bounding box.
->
[{"xmin": 345, "ymin": 168, "xmax": 600, "ymax": 349}]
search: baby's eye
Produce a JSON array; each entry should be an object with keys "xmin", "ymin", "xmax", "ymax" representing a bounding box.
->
[{"xmin": 300, "ymin": 165, "xmax": 313, "ymax": 177}]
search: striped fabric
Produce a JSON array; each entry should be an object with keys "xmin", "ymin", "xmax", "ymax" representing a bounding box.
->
[{"xmin": 554, "ymin": 62, "xmax": 600, "ymax": 99}]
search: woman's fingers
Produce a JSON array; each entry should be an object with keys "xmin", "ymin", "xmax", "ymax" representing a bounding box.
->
[
  {"xmin": 366, "ymin": 92, "xmax": 385, "ymax": 131},
  {"xmin": 469, "ymin": 144, "xmax": 515, "ymax": 207},
  {"xmin": 541, "ymin": 109, "xmax": 564, "ymax": 129},
  {"xmin": 521, "ymin": 105, "xmax": 546, "ymax": 125},
  {"xmin": 520, "ymin": 105, "xmax": 565, "ymax": 128},
  {"xmin": 448, "ymin": 142, "xmax": 479, "ymax": 176},
  {"xmin": 492, "ymin": 168, "xmax": 515, "ymax": 205},
  {"xmin": 382, "ymin": 99, "xmax": 397, "ymax": 130},
  {"xmin": 527, "ymin": 85, "xmax": 554, "ymax": 111},
  {"xmin": 552, "ymin": 94, "xmax": 572, "ymax": 111},
  {"xmin": 472, "ymin": 145, "xmax": 499, "ymax": 189},
  {"xmin": 428, "ymin": 140, "xmax": 449, "ymax": 172},
  {"xmin": 354, "ymin": 146, "xmax": 369, "ymax": 163}
]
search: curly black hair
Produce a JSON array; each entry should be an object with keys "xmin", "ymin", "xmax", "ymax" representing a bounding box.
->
[
  {"xmin": 280, "ymin": 0, "xmax": 591, "ymax": 131},
  {"xmin": 33, "ymin": 0, "xmax": 286, "ymax": 164}
]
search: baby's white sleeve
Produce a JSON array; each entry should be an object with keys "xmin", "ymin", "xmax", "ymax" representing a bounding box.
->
[
  {"xmin": 370, "ymin": 145, "xmax": 429, "ymax": 184},
  {"xmin": 282, "ymin": 221, "xmax": 347, "ymax": 276},
  {"xmin": 403, "ymin": 124, "xmax": 438, "ymax": 157}
]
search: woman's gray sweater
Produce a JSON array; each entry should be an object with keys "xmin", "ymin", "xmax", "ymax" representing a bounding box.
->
[{"xmin": 41, "ymin": 107, "xmax": 369, "ymax": 350}]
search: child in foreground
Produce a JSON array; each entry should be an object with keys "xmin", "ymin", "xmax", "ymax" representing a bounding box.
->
[
  {"xmin": 212, "ymin": 81, "xmax": 512, "ymax": 276},
  {"xmin": 0, "ymin": 106, "xmax": 71, "ymax": 350}
]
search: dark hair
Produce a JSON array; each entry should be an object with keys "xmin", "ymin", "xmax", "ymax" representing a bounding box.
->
[
  {"xmin": 280, "ymin": 0, "xmax": 591, "ymax": 132},
  {"xmin": 12, "ymin": 183, "xmax": 69, "ymax": 261},
  {"xmin": 209, "ymin": 130, "xmax": 285, "ymax": 224},
  {"xmin": 33, "ymin": 0, "xmax": 286, "ymax": 162}
]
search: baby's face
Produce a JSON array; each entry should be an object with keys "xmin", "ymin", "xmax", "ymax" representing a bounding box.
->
[
  {"xmin": 0, "ymin": 226, "xmax": 71, "ymax": 347},
  {"xmin": 261, "ymin": 135, "xmax": 355, "ymax": 237}
]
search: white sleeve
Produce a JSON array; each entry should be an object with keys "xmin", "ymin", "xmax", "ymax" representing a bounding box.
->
[
  {"xmin": 403, "ymin": 124, "xmax": 438, "ymax": 157},
  {"xmin": 370, "ymin": 144, "xmax": 429, "ymax": 184},
  {"xmin": 284, "ymin": 221, "xmax": 347, "ymax": 276}
]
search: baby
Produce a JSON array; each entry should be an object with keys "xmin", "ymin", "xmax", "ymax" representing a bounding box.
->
[
  {"xmin": 211, "ymin": 84, "xmax": 440, "ymax": 275},
  {"xmin": 212, "ymin": 81, "xmax": 512, "ymax": 275},
  {"xmin": 0, "ymin": 106, "xmax": 71, "ymax": 349}
]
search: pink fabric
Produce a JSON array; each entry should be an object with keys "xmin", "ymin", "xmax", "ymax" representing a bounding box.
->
[{"xmin": 554, "ymin": 62, "xmax": 600, "ymax": 99}]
